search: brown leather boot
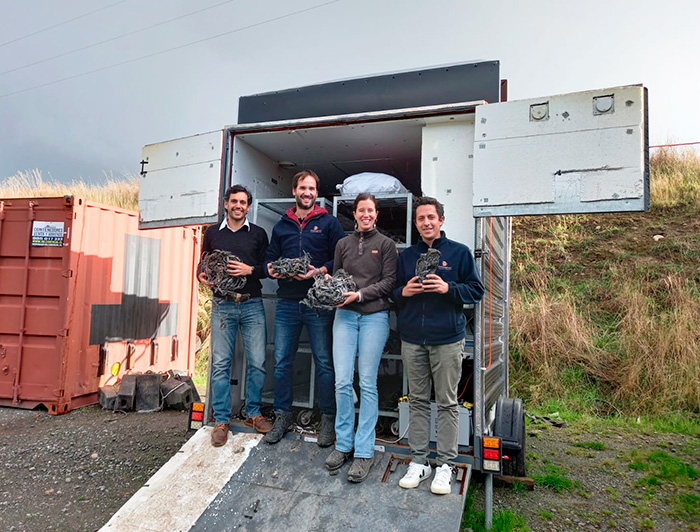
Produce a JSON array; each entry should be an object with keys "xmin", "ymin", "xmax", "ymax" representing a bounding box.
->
[
  {"xmin": 245, "ymin": 415, "xmax": 273, "ymax": 434},
  {"xmin": 211, "ymin": 423, "xmax": 230, "ymax": 447}
]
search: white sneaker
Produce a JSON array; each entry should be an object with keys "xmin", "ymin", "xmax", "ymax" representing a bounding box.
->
[
  {"xmin": 398, "ymin": 461, "xmax": 432, "ymax": 489},
  {"xmin": 430, "ymin": 463, "xmax": 453, "ymax": 495}
]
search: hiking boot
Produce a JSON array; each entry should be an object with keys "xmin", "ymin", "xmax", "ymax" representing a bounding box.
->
[
  {"xmin": 399, "ymin": 461, "xmax": 432, "ymax": 489},
  {"xmin": 245, "ymin": 415, "xmax": 273, "ymax": 434},
  {"xmin": 324, "ymin": 449, "xmax": 352, "ymax": 471},
  {"xmin": 347, "ymin": 456, "xmax": 374, "ymax": 483},
  {"xmin": 430, "ymin": 463, "xmax": 453, "ymax": 495},
  {"xmin": 263, "ymin": 411, "xmax": 294, "ymax": 444},
  {"xmin": 211, "ymin": 423, "xmax": 230, "ymax": 447},
  {"xmin": 317, "ymin": 413, "xmax": 335, "ymax": 448}
]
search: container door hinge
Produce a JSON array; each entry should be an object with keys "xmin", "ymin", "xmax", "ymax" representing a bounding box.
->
[
  {"xmin": 58, "ymin": 329, "xmax": 69, "ymax": 337},
  {"xmin": 61, "ymin": 269, "xmax": 73, "ymax": 278},
  {"xmin": 54, "ymin": 389, "xmax": 65, "ymax": 397},
  {"xmin": 474, "ymin": 249, "xmax": 489, "ymax": 259}
]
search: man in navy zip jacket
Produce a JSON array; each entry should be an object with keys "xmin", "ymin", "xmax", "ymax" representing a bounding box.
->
[
  {"xmin": 263, "ymin": 170, "xmax": 345, "ymax": 446},
  {"xmin": 393, "ymin": 196, "xmax": 484, "ymax": 495}
]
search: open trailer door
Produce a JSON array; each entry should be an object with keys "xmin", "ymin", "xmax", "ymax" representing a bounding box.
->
[
  {"xmin": 470, "ymin": 84, "xmax": 648, "ymax": 480},
  {"xmin": 472, "ymin": 84, "xmax": 649, "ymax": 217},
  {"xmin": 138, "ymin": 130, "xmax": 227, "ymax": 229}
]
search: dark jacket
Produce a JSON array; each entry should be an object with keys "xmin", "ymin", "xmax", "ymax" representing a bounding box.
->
[
  {"xmin": 264, "ymin": 204, "xmax": 346, "ymax": 300},
  {"xmin": 333, "ymin": 228, "xmax": 398, "ymax": 314},
  {"xmin": 393, "ymin": 232, "xmax": 484, "ymax": 345}
]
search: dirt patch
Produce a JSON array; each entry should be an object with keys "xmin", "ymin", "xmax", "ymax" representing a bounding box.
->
[
  {"xmin": 0, "ymin": 405, "xmax": 193, "ymax": 532},
  {"xmin": 471, "ymin": 419, "xmax": 700, "ymax": 531}
]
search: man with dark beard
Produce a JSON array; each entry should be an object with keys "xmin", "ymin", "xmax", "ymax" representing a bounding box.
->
[{"xmin": 264, "ymin": 170, "xmax": 345, "ymax": 446}]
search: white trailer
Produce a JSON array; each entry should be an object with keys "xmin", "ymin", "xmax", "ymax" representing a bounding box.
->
[{"xmin": 122, "ymin": 61, "xmax": 648, "ymax": 531}]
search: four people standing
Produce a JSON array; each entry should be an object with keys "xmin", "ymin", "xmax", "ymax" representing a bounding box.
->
[{"xmin": 198, "ymin": 176, "xmax": 484, "ymax": 496}]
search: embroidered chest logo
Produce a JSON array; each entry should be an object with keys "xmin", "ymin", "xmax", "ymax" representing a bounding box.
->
[
  {"xmin": 310, "ymin": 225, "xmax": 323, "ymax": 234},
  {"xmin": 437, "ymin": 260, "xmax": 452, "ymax": 271}
]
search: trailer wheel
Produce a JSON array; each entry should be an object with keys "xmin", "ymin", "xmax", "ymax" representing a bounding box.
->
[
  {"xmin": 390, "ymin": 420, "xmax": 400, "ymax": 437},
  {"xmin": 297, "ymin": 409, "xmax": 313, "ymax": 427},
  {"xmin": 494, "ymin": 397, "xmax": 527, "ymax": 477}
]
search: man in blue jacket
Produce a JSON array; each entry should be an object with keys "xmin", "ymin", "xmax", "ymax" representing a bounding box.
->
[
  {"xmin": 263, "ymin": 170, "xmax": 345, "ymax": 446},
  {"xmin": 393, "ymin": 196, "xmax": 484, "ymax": 495}
]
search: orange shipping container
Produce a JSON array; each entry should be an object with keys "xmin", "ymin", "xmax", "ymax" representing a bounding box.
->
[{"xmin": 0, "ymin": 196, "xmax": 201, "ymax": 414}]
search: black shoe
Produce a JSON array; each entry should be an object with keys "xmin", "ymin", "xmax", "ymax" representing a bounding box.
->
[
  {"xmin": 325, "ymin": 449, "xmax": 352, "ymax": 471},
  {"xmin": 317, "ymin": 414, "xmax": 335, "ymax": 448},
  {"xmin": 347, "ymin": 457, "xmax": 374, "ymax": 483},
  {"xmin": 263, "ymin": 411, "xmax": 294, "ymax": 444}
]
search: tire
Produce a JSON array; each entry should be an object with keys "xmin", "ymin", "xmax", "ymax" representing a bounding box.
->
[{"xmin": 494, "ymin": 397, "xmax": 527, "ymax": 477}]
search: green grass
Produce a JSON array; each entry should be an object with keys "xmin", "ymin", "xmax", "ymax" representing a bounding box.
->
[
  {"xmin": 532, "ymin": 463, "xmax": 576, "ymax": 492},
  {"xmin": 628, "ymin": 450, "xmax": 699, "ymax": 487},
  {"xmin": 670, "ymin": 493, "xmax": 700, "ymax": 520},
  {"xmin": 638, "ymin": 518, "xmax": 655, "ymax": 530},
  {"xmin": 538, "ymin": 510, "xmax": 553, "ymax": 520},
  {"xmin": 511, "ymin": 480, "xmax": 527, "ymax": 493},
  {"xmin": 573, "ymin": 441, "xmax": 606, "ymax": 451},
  {"xmin": 561, "ymin": 413, "xmax": 700, "ymax": 437},
  {"xmin": 461, "ymin": 486, "xmax": 530, "ymax": 532},
  {"xmin": 604, "ymin": 486, "xmax": 619, "ymax": 500}
]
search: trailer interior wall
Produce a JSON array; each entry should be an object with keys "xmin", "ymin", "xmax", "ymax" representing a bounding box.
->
[{"xmin": 230, "ymin": 113, "xmax": 476, "ymax": 242}]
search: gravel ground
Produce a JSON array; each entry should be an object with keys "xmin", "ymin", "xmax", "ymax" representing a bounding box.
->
[
  {"xmin": 1, "ymin": 405, "xmax": 698, "ymax": 532},
  {"xmin": 0, "ymin": 405, "xmax": 193, "ymax": 532}
]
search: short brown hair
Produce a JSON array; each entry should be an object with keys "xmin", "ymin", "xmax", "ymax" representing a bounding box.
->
[
  {"xmin": 292, "ymin": 170, "xmax": 320, "ymax": 190},
  {"xmin": 352, "ymin": 193, "xmax": 378, "ymax": 212},
  {"xmin": 413, "ymin": 196, "xmax": 444, "ymax": 219}
]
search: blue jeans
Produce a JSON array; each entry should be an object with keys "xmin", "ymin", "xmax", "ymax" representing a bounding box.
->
[
  {"xmin": 272, "ymin": 299, "xmax": 336, "ymax": 415},
  {"xmin": 210, "ymin": 297, "xmax": 267, "ymax": 422},
  {"xmin": 333, "ymin": 308, "xmax": 389, "ymax": 458}
]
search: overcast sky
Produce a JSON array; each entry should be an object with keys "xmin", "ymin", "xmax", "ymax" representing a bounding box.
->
[{"xmin": 1, "ymin": 0, "xmax": 698, "ymax": 183}]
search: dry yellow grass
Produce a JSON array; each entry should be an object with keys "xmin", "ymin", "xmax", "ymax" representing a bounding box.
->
[
  {"xmin": 0, "ymin": 169, "xmax": 139, "ymax": 210},
  {"xmin": 649, "ymin": 147, "xmax": 700, "ymax": 208}
]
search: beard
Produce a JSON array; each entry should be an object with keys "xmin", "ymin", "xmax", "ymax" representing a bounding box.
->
[{"xmin": 296, "ymin": 196, "xmax": 315, "ymax": 210}]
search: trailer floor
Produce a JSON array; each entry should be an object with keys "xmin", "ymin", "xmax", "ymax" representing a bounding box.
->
[{"xmin": 101, "ymin": 427, "xmax": 470, "ymax": 532}]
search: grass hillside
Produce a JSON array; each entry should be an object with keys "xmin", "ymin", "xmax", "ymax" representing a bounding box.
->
[
  {"xmin": 3, "ymin": 151, "xmax": 699, "ymax": 418},
  {"xmin": 510, "ymin": 148, "xmax": 700, "ymax": 417}
]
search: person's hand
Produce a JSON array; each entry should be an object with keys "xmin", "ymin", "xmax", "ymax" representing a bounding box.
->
[
  {"xmin": 267, "ymin": 263, "xmax": 284, "ymax": 279},
  {"xmin": 401, "ymin": 275, "xmax": 424, "ymax": 297},
  {"xmin": 197, "ymin": 271, "xmax": 214, "ymax": 288},
  {"xmin": 227, "ymin": 260, "xmax": 253, "ymax": 277},
  {"xmin": 337, "ymin": 291, "xmax": 360, "ymax": 307},
  {"xmin": 293, "ymin": 264, "xmax": 320, "ymax": 281},
  {"xmin": 422, "ymin": 273, "xmax": 449, "ymax": 294}
]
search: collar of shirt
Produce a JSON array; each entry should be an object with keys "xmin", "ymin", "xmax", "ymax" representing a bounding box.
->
[{"xmin": 219, "ymin": 217, "xmax": 250, "ymax": 233}]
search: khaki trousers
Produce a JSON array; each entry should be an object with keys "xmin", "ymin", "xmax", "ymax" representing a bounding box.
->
[{"xmin": 401, "ymin": 339, "xmax": 463, "ymax": 466}]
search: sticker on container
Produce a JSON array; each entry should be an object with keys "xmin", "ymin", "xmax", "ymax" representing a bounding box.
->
[{"xmin": 32, "ymin": 221, "xmax": 65, "ymax": 246}]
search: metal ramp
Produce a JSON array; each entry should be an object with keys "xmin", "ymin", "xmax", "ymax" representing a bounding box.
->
[{"xmin": 101, "ymin": 427, "xmax": 471, "ymax": 532}]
